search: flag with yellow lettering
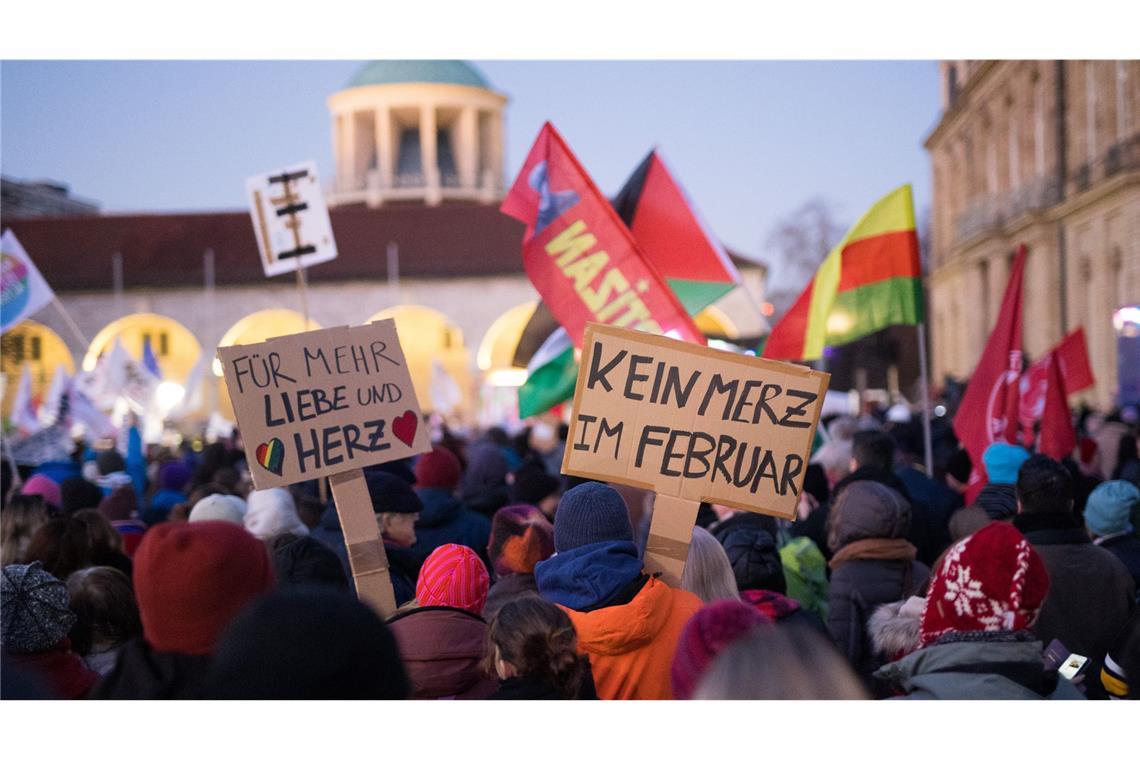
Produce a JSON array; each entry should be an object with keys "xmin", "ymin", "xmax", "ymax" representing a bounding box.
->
[{"xmin": 501, "ymin": 122, "xmax": 703, "ymax": 348}]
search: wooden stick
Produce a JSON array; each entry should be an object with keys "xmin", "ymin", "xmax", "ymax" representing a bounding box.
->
[
  {"xmin": 643, "ymin": 493, "xmax": 701, "ymax": 587},
  {"xmin": 295, "ymin": 257, "xmax": 311, "ymax": 328},
  {"xmin": 328, "ymin": 468, "xmax": 396, "ymax": 618}
]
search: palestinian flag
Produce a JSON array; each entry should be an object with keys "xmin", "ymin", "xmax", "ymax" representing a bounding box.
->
[
  {"xmin": 762, "ymin": 185, "xmax": 923, "ymax": 362},
  {"xmin": 517, "ymin": 327, "xmax": 577, "ymax": 420},
  {"xmin": 612, "ymin": 150, "xmax": 742, "ymax": 314}
]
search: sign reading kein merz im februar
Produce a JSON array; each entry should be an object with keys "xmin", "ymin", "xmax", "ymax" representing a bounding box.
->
[{"xmin": 562, "ymin": 323, "xmax": 830, "ymax": 520}]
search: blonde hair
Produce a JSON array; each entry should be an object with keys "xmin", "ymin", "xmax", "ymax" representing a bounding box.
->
[
  {"xmin": 693, "ymin": 624, "xmax": 869, "ymax": 700},
  {"xmin": 681, "ymin": 526, "xmax": 739, "ymax": 603}
]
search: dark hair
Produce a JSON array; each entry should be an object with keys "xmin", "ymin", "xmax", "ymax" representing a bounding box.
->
[
  {"xmin": 24, "ymin": 516, "xmax": 94, "ymax": 580},
  {"xmin": 485, "ymin": 597, "xmax": 584, "ymax": 698},
  {"xmin": 71, "ymin": 509, "xmax": 123, "ymax": 554},
  {"xmin": 1016, "ymin": 454, "xmax": 1073, "ymax": 514},
  {"xmin": 851, "ymin": 430, "xmax": 895, "ymax": 471},
  {"xmin": 1, "ymin": 494, "xmax": 52, "ymax": 565},
  {"xmin": 66, "ymin": 566, "xmax": 142, "ymax": 656}
]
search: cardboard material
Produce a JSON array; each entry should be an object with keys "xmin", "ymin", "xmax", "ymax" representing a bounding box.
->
[
  {"xmin": 562, "ymin": 323, "xmax": 830, "ymax": 520},
  {"xmin": 644, "ymin": 494, "xmax": 701, "ymax": 587},
  {"xmin": 217, "ymin": 319, "xmax": 430, "ymax": 491},
  {"xmin": 246, "ymin": 161, "xmax": 338, "ymax": 278},
  {"xmin": 330, "ymin": 468, "xmax": 397, "ymax": 618}
]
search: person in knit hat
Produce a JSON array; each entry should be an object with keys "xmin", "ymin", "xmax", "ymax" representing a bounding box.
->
[
  {"xmin": 98, "ymin": 486, "xmax": 148, "ymax": 557},
  {"xmin": 365, "ymin": 467, "xmax": 424, "ymax": 607},
  {"xmin": 244, "ymin": 487, "xmax": 309, "ymax": 542},
  {"xmin": 508, "ymin": 462, "xmax": 561, "ymax": 520},
  {"xmin": 1083, "ymin": 480, "xmax": 1140, "ymax": 590},
  {"xmin": 387, "ymin": 543, "xmax": 497, "ymax": 699},
  {"xmin": 459, "ymin": 440, "xmax": 511, "ymax": 518},
  {"xmin": 60, "ymin": 476, "xmax": 105, "ymax": 515},
  {"xmin": 269, "ymin": 535, "xmax": 349, "ymax": 591},
  {"xmin": 825, "ymin": 480, "xmax": 929, "ymax": 693},
  {"xmin": 534, "ymin": 482, "xmax": 702, "ymax": 699},
  {"xmin": 19, "ymin": 474, "xmax": 62, "ymax": 512},
  {"xmin": 206, "ymin": 587, "xmax": 410, "ymax": 699},
  {"xmin": 188, "ymin": 493, "xmax": 247, "ymax": 525},
  {"xmin": 973, "ymin": 442, "xmax": 1031, "ymax": 520},
  {"xmin": 669, "ymin": 599, "xmax": 770, "ymax": 699},
  {"xmin": 875, "ymin": 522, "xmax": 1083, "ymax": 699},
  {"xmin": 0, "ymin": 562, "xmax": 99, "ymax": 698},
  {"xmin": 1013, "ymin": 454, "xmax": 1135, "ymax": 697},
  {"xmin": 482, "ymin": 505, "xmax": 554, "ymax": 621},
  {"xmin": 142, "ymin": 460, "xmax": 193, "ymax": 525},
  {"xmin": 92, "ymin": 520, "xmax": 275, "ymax": 699},
  {"xmin": 412, "ymin": 446, "xmax": 491, "ymax": 568}
]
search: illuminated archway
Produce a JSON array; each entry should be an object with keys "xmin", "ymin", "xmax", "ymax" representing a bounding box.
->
[
  {"xmin": 477, "ymin": 300, "xmax": 537, "ymax": 387},
  {"xmin": 367, "ymin": 305, "xmax": 470, "ymax": 414},
  {"xmin": 1, "ymin": 321, "xmax": 76, "ymax": 422},
  {"xmin": 694, "ymin": 305, "xmax": 740, "ymax": 339},
  {"xmin": 215, "ymin": 309, "xmax": 322, "ymax": 420},
  {"xmin": 84, "ymin": 313, "xmax": 202, "ymax": 382}
]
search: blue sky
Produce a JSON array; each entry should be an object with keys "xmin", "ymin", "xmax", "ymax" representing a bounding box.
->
[{"xmin": 1, "ymin": 60, "xmax": 940, "ymax": 288}]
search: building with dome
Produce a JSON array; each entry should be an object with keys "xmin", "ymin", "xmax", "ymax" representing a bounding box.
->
[{"xmin": 3, "ymin": 60, "xmax": 768, "ymax": 430}]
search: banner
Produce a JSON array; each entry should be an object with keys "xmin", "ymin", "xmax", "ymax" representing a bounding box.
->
[
  {"xmin": 1019, "ymin": 326, "xmax": 1094, "ymax": 441},
  {"xmin": 562, "ymin": 323, "xmax": 829, "ymax": 520},
  {"xmin": 217, "ymin": 319, "xmax": 430, "ymax": 490},
  {"xmin": 1, "ymin": 229, "xmax": 55, "ymax": 333},
  {"xmin": 501, "ymin": 123, "xmax": 703, "ymax": 349},
  {"xmin": 246, "ymin": 161, "xmax": 338, "ymax": 278}
]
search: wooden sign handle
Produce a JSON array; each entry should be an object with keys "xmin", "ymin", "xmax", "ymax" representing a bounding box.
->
[
  {"xmin": 643, "ymin": 494, "xmax": 701, "ymax": 588},
  {"xmin": 329, "ymin": 468, "xmax": 397, "ymax": 619}
]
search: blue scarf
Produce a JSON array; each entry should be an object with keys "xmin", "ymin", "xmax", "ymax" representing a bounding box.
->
[{"xmin": 534, "ymin": 540, "xmax": 643, "ymax": 612}]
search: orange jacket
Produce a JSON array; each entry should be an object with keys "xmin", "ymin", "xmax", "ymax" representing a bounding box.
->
[{"xmin": 559, "ymin": 577, "xmax": 702, "ymax": 700}]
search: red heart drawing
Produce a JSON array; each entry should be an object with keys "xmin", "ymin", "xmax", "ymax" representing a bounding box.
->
[{"xmin": 392, "ymin": 410, "xmax": 418, "ymax": 447}]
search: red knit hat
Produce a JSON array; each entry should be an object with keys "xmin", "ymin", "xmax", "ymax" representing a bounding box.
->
[
  {"xmin": 133, "ymin": 521, "xmax": 275, "ymax": 655},
  {"xmin": 670, "ymin": 599, "xmax": 770, "ymax": 700},
  {"xmin": 919, "ymin": 521, "xmax": 1049, "ymax": 648},
  {"xmin": 415, "ymin": 543, "xmax": 489, "ymax": 615},
  {"xmin": 414, "ymin": 446, "xmax": 463, "ymax": 490}
]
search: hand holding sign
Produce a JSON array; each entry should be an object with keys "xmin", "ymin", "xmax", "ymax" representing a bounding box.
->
[
  {"xmin": 218, "ymin": 319, "xmax": 429, "ymax": 616},
  {"xmin": 562, "ymin": 324, "xmax": 829, "ymax": 583}
]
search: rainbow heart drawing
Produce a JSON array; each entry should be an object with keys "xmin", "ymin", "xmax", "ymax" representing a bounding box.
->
[{"xmin": 255, "ymin": 438, "xmax": 285, "ymax": 476}]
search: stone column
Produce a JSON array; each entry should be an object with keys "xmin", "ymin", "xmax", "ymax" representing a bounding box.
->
[
  {"xmin": 490, "ymin": 110, "xmax": 504, "ymax": 193},
  {"xmin": 344, "ymin": 111, "xmax": 357, "ymax": 190},
  {"xmin": 375, "ymin": 107, "xmax": 393, "ymax": 191},
  {"xmin": 457, "ymin": 106, "xmax": 477, "ymax": 189},
  {"xmin": 330, "ymin": 112, "xmax": 342, "ymax": 195},
  {"xmin": 421, "ymin": 105, "xmax": 440, "ymax": 205}
]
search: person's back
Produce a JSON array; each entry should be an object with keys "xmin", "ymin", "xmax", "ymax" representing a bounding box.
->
[
  {"xmin": 1012, "ymin": 456, "xmax": 1135, "ymax": 671},
  {"xmin": 1083, "ymin": 480, "xmax": 1140, "ymax": 594},
  {"xmin": 413, "ymin": 447, "xmax": 491, "ymax": 566},
  {"xmin": 535, "ymin": 483, "xmax": 701, "ymax": 699}
]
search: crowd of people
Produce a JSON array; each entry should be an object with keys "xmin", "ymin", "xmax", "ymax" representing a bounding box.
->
[{"xmin": 1, "ymin": 403, "xmax": 1138, "ymax": 700}]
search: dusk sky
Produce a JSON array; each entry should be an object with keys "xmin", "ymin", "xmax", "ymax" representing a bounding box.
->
[{"xmin": 1, "ymin": 60, "xmax": 940, "ymax": 288}]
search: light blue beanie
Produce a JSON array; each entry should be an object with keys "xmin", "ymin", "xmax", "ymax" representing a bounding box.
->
[
  {"xmin": 982, "ymin": 442, "xmax": 1031, "ymax": 485},
  {"xmin": 1084, "ymin": 480, "xmax": 1140, "ymax": 537}
]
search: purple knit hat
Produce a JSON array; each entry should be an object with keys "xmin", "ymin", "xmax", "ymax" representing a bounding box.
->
[
  {"xmin": 670, "ymin": 599, "xmax": 770, "ymax": 700},
  {"xmin": 488, "ymin": 504, "xmax": 554, "ymax": 577},
  {"xmin": 160, "ymin": 461, "xmax": 193, "ymax": 491}
]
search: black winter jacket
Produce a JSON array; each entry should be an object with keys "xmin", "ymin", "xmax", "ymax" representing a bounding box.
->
[
  {"xmin": 91, "ymin": 638, "xmax": 211, "ymax": 699},
  {"xmin": 709, "ymin": 512, "xmax": 783, "ymax": 593}
]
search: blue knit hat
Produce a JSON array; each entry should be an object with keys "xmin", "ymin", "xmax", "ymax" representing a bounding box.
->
[
  {"xmin": 982, "ymin": 442, "xmax": 1031, "ymax": 485},
  {"xmin": 1084, "ymin": 480, "xmax": 1139, "ymax": 537},
  {"xmin": 553, "ymin": 482, "xmax": 633, "ymax": 552}
]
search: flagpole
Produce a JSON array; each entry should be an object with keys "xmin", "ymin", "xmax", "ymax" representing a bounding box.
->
[
  {"xmin": 917, "ymin": 321, "xmax": 935, "ymax": 476},
  {"xmin": 52, "ymin": 298, "xmax": 89, "ymax": 348}
]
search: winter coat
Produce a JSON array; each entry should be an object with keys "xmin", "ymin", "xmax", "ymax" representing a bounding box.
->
[
  {"xmin": 489, "ymin": 660, "xmax": 598, "ymax": 700},
  {"xmin": 896, "ymin": 465, "xmax": 960, "ymax": 565},
  {"xmin": 414, "ymin": 487, "xmax": 492, "ymax": 568},
  {"xmin": 708, "ymin": 512, "xmax": 782, "ymax": 592},
  {"xmin": 1014, "ymin": 512, "xmax": 1136, "ymax": 664},
  {"xmin": 867, "ymin": 598, "xmax": 924, "ymax": 662},
  {"xmin": 826, "ymin": 481, "xmax": 929, "ymax": 687},
  {"xmin": 310, "ymin": 504, "xmax": 350, "ymax": 576},
  {"xmin": 1096, "ymin": 533, "xmax": 1140, "ymax": 596},
  {"xmin": 778, "ymin": 535, "xmax": 830, "ymax": 619},
  {"xmin": 874, "ymin": 639, "xmax": 1085, "ymax": 700},
  {"xmin": 558, "ymin": 577, "xmax": 702, "ymax": 700},
  {"xmin": 383, "ymin": 540, "xmax": 421, "ymax": 608},
  {"xmin": 3, "ymin": 641, "xmax": 98, "ymax": 699},
  {"xmin": 387, "ymin": 606, "xmax": 497, "ymax": 700},
  {"xmin": 91, "ymin": 638, "xmax": 212, "ymax": 699},
  {"xmin": 143, "ymin": 488, "xmax": 186, "ymax": 524},
  {"xmin": 741, "ymin": 588, "xmax": 828, "ymax": 635},
  {"xmin": 483, "ymin": 572, "xmax": 540, "ymax": 622}
]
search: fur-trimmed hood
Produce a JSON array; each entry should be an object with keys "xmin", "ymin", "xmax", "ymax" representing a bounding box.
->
[{"xmin": 867, "ymin": 596, "xmax": 924, "ymax": 661}]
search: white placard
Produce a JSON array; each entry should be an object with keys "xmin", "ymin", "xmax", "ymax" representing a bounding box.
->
[{"xmin": 246, "ymin": 161, "xmax": 338, "ymax": 278}]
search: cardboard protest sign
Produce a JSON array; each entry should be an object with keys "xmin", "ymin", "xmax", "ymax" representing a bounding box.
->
[
  {"xmin": 563, "ymin": 323, "xmax": 830, "ymax": 520},
  {"xmin": 217, "ymin": 320, "xmax": 429, "ymax": 490},
  {"xmin": 246, "ymin": 161, "xmax": 338, "ymax": 278},
  {"xmin": 218, "ymin": 320, "xmax": 430, "ymax": 617}
]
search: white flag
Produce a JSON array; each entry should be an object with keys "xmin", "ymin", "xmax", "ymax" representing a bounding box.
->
[
  {"xmin": 1, "ymin": 229, "xmax": 56, "ymax": 333},
  {"xmin": 104, "ymin": 337, "xmax": 158, "ymax": 413},
  {"xmin": 8, "ymin": 364, "xmax": 41, "ymax": 435},
  {"xmin": 38, "ymin": 365, "xmax": 71, "ymax": 427},
  {"xmin": 168, "ymin": 352, "xmax": 209, "ymax": 420},
  {"xmin": 429, "ymin": 359, "xmax": 463, "ymax": 415}
]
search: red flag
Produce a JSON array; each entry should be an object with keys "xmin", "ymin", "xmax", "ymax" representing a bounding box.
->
[
  {"xmin": 1019, "ymin": 327, "xmax": 1095, "ymax": 441},
  {"xmin": 500, "ymin": 123, "xmax": 703, "ymax": 348},
  {"xmin": 1037, "ymin": 353, "xmax": 1077, "ymax": 460},
  {"xmin": 953, "ymin": 244, "xmax": 1027, "ymax": 503}
]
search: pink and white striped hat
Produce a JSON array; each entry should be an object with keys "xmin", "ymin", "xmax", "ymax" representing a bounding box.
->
[{"xmin": 416, "ymin": 544, "xmax": 489, "ymax": 616}]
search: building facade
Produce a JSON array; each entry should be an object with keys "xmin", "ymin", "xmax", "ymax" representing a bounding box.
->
[
  {"xmin": 925, "ymin": 60, "xmax": 1140, "ymax": 409},
  {"xmin": 3, "ymin": 61, "xmax": 767, "ymax": 427}
]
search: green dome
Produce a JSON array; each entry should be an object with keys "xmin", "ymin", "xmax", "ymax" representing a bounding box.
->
[{"xmin": 346, "ymin": 60, "xmax": 490, "ymax": 89}]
